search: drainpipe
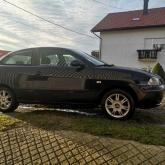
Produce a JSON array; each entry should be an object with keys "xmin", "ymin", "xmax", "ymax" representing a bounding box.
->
[{"xmin": 92, "ymin": 32, "xmax": 102, "ymax": 59}]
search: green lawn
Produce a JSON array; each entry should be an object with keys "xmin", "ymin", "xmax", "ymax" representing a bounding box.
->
[{"xmin": 0, "ymin": 106, "xmax": 165, "ymax": 146}]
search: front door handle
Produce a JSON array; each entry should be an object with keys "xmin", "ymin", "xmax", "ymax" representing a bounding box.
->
[{"xmin": 36, "ymin": 71, "xmax": 41, "ymax": 76}]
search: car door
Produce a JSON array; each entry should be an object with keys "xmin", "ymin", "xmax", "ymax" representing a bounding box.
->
[{"xmin": 33, "ymin": 47, "xmax": 95, "ymax": 103}]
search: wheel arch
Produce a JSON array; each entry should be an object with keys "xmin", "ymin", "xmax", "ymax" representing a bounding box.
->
[
  {"xmin": 0, "ymin": 84, "xmax": 14, "ymax": 91},
  {"xmin": 98, "ymin": 84, "xmax": 139, "ymax": 107}
]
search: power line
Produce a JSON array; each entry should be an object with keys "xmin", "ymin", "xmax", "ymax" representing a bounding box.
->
[
  {"xmin": 3, "ymin": 0, "xmax": 97, "ymax": 39},
  {"xmin": 0, "ymin": 15, "xmax": 97, "ymax": 47},
  {"xmin": 92, "ymin": 0, "xmax": 128, "ymax": 11}
]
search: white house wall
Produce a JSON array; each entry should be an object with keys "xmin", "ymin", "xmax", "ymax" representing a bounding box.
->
[{"xmin": 100, "ymin": 28, "xmax": 165, "ymax": 70}]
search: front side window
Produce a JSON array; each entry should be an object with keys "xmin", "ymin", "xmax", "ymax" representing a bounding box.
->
[
  {"xmin": 63, "ymin": 54, "xmax": 77, "ymax": 66},
  {"xmin": 40, "ymin": 54, "xmax": 59, "ymax": 66},
  {"xmin": 1, "ymin": 49, "xmax": 33, "ymax": 65},
  {"xmin": 39, "ymin": 48, "xmax": 81, "ymax": 66}
]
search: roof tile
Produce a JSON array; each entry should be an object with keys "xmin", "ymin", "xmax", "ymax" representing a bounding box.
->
[
  {"xmin": 91, "ymin": 7, "xmax": 165, "ymax": 32},
  {"xmin": 0, "ymin": 50, "xmax": 10, "ymax": 57}
]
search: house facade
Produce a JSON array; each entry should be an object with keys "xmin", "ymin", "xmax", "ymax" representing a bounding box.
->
[{"xmin": 91, "ymin": 1, "xmax": 165, "ymax": 71}]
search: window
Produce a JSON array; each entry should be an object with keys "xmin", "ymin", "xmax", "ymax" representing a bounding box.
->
[
  {"xmin": 63, "ymin": 54, "xmax": 76, "ymax": 66},
  {"xmin": 1, "ymin": 49, "xmax": 32, "ymax": 65},
  {"xmin": 153, "ymin": 44, "xmax": 165, "ymax": 51},
  {"xmin": 40, "ymin": 54, "xmax": 59, "ymax": 66},
  {"xmin": 73, "ymin": 50, "xmax": 106, "ymax": 66},
  {"xmin": 145, "ymin": 38, "xmax": 165, "ymax": 51},
  {"xmin": 152, "ymin": 38, "xmax": 165, "ymax": 51},
  {"xmin": 39, "ymin": 48, "xmax": 59, "ymax": 66},
  {"xmin": 39, "ymin": 48, "xmax": 81, "ymax": 66}
]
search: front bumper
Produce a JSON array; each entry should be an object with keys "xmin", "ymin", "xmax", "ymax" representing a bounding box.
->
[{"xmin": 134, "ymin": 84, "xmax": 164, "ymax": 109}]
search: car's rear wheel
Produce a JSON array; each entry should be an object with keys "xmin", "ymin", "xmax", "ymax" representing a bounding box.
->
[
  {"xmin": 101, "ymin": 89, "xmax": 135, "ymax": 120},
  {"xmin": 0, "ymin": 87, "xmax": 18, "ymax": 112}
]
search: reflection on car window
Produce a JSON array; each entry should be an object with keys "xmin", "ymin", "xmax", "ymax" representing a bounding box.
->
[
  {"xmin": 1, "ymin": 49, "xmax": 32, "ymax": 65},
  {"xmin": 39, "ymin": 48, "xmax": 80, "ymax": 67},
  {"xmin": 63, "ymin": 54, "xmax": 77, "ymax": 66}
]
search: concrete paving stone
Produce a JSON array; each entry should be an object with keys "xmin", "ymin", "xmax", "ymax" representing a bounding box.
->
[{"xmin": 0, "ymin": 125, "xmax": 165, "ymax": 165}]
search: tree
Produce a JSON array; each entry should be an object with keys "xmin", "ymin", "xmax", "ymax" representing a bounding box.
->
[{"xmin": 152, "ymin": 63, "xmax": 165, "ymax": 82}]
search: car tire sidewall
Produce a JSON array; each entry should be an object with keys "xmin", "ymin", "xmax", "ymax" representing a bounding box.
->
[
  {"xmin": 101, "ymin": 89, "xmax": 135, "ymax": 120},
  {"xmin": 0, "ymin": 87, "xmax": 18, "ymax": 112}
]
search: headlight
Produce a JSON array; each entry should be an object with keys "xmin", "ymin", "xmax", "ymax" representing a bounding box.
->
[{"xmin": 148, "ymin": 77, "xmax": 161, "ymax": 86}]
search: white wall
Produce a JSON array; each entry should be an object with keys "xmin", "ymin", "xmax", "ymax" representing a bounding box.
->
[{"xmin": 100, "ymin": 28, "xmax": 165, "ymax": 70}]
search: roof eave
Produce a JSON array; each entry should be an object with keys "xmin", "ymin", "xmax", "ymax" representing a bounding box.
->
[{"xmin": 91, "ymin": 24, "xmax": 165, "ymax": 32}]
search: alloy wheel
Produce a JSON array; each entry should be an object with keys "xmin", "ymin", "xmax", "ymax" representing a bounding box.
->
[
  {"xmin": 105, "ymin": 93, "xmax": 130, "ymax": 118},
  {"xmin": 0, "ymin": 90, "xmax": 12, "ymax": 110}
]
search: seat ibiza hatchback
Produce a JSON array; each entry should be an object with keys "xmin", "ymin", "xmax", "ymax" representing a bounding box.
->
[{"xmin": 0, "ymin": 47, "xmax": 164, "ymax": 120}]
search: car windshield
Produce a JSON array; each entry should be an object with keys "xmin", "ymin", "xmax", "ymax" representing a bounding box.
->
[{"xmin": 73, "ymin": 50, "xmax": 107, "ymax": 66}]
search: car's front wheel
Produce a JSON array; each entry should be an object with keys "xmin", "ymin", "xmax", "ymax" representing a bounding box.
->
[
  {"xmin": 0, "ymin": 87, "xmax": 18, "ymax": 112},
  {"xmin": 101, "ymin": 89, "xmax": 135, "ymax": 120}
]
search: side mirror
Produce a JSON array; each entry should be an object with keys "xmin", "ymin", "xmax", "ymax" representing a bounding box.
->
[{"xmin": 70, "ymin": 60, "xmax": 85, "ymax": 67}]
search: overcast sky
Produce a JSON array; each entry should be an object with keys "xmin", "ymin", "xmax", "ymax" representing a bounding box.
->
[{"xmin": 1, "ymin": 0, "xmax": 165, "ymax": 53}]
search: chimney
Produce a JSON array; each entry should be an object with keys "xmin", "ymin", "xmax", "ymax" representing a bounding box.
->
[{"xmin": 143, "ymin": 0, "xmax": 149, "ymax": 15}]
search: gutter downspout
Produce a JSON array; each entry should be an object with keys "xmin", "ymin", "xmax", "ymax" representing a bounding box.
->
[{"xmin": 92, "ymin": 32, "xmax": 102, "ymax": 59}]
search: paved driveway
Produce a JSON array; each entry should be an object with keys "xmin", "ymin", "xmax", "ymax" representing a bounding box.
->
[{"xmin": 0, "ymin": 124, "xmax": 165, "ymax": 165}]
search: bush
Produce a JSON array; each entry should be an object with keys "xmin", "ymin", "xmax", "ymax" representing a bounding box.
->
[{"xmin": 152, "ymin": 63, "xmax": 165, "ymax": 82}]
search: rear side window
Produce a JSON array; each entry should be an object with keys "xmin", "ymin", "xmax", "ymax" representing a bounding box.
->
[{"xmin": 1, "ymin": 49, "xmax": 33, "ymax": 65}]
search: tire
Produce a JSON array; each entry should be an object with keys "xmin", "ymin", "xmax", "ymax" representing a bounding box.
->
[
  {"xmin": 101, "ymin": 89, "xmax": 135, "ymax": 120},
  {"xmin": 0, "ymin": 87, "xmax": 18, "ymax": 113}
]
